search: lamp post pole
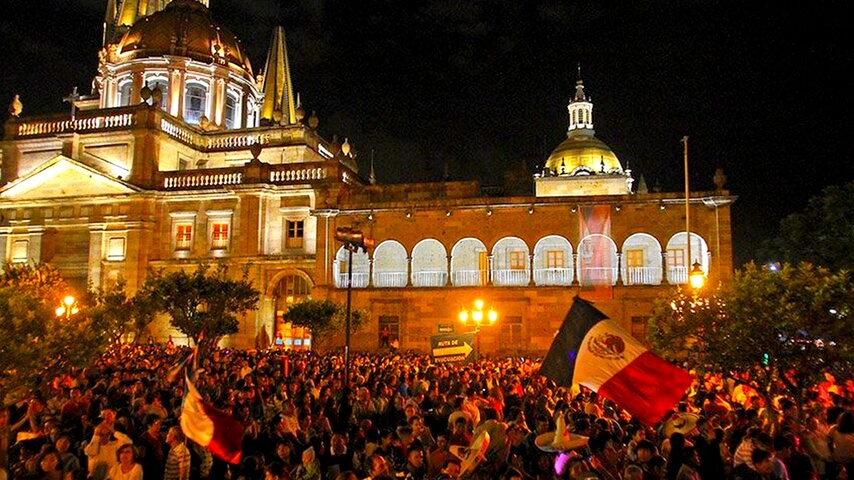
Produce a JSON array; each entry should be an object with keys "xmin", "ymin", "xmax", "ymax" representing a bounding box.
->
[
  {"xmin": 334, "ymin": 226, "xmax": 373, "ymax": 388},
  {"xmin": 345, "ymin": 248, "xmax": 353, "ymax": 384},
  {"xmin": 682, "ymin": 136, "xmax": 691, "ymax": 284}
]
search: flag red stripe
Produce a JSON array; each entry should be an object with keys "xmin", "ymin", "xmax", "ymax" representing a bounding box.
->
[
  {"xmin": 200, "ymin": 401, "xmax": 244, "ymax": 464},
  {"xmin": 597, "ymin": 351, "xmax": 692, "ymax": 426}
]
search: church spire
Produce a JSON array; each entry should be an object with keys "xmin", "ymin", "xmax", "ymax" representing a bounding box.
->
[
  {"xmin": 259, "ymin": 26, "xmax": 296, "ymax": 125},
  {"xmin": 567, "ymin": 64, "xmax": 594, "ymax": 136}
]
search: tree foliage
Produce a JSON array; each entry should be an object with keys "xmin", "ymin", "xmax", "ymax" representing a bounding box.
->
[
  {"xmin": 86, "ymin": 279, "xmax": 158, "ymax": 343},
  {"xmin": 761, "ymin": 181, "xmax": 854, "ymax": 271},
  {"xmin": 649, "ymin": 262, "xmax": 854, "ymax": 410},
  {"xmin": 281, "ymin": 298, "xmax": 366, "ymax": 350},
  {"xmin": 142, "ymin": 263, "xmax": 259, "ymax": 346},
  {"xmin": 0, "ymin": 264, "xmax": 112, "ymax": 402}
]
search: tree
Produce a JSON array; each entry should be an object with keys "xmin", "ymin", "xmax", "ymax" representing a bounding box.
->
[
  {"xmin": 0, "ymin": 264, "xmax": 111, "ymax": 402},
  {"xmin": 648, "ymin": 262, "xmax": 854, "ymax": 414},
  {"xmin": 87, "ymin": 279, "xmax": 158, "ymax": 343},
  {"xmin": 281, "ymin": 298, "xmax": 366, "ymax": 350},
  {"xmin": 143, "ymin": 263, "xmax": 259, "ymax": 346},
  {"xmin": 761, "ymin": 181, "xmax": 854, "ymax": 271}
]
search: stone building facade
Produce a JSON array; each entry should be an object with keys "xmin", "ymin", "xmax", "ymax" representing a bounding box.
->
[{"xmin": 0, "ymin": 0, "xmax": 735, "ymax": 355}]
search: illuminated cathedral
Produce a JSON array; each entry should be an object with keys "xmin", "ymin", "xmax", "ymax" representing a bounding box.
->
[{"xmin": 1, "ymin": 0, "xmax": 735, "ymax": 353}]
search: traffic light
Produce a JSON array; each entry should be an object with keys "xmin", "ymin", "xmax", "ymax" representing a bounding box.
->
[{"xmin": 335, "ymin": 226, "xmax": 374, "ymax": 252}]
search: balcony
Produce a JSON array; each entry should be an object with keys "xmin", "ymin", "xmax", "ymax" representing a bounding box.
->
[
  {"xmin": 373, "ymin": 271, "xmax": 408, "ymax": 288},
  {"xmin": 624, "ymin": 266, "xmax": 662, "ymax": 285},
  {"xmin": 492, "ymin": 269, "xmax": 530, "ymax": 286},
  {"xmin": 411, "ymin": 270, "xmax": 448, "ymax": 287},
  {"xmin": 452, "ymin": 269, "xmax": 487, "ymax": 286},
  {"xmin": 534, "ymin": 267, "xmax": 574, "ymax": 286}
]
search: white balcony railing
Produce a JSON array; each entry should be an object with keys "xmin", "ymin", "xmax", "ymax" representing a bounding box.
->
[
  {"xmin": 492, "ymin": 268, "xmax": 530, "ymax": 286},
  {"xmin": 17, "ymin": 112, "xmax": 135, "ymax": 136},
  {"xmin": 579, "ymin": 267, "xmax": 616, "ymax": 286},
  {"xmin": 336, "ymin": 273, "xmax": 369, "ymax": 288},
  {"xmin": 625, "ymin": 266, "xmax": 662, "ymax": 285},
  {"xmin": 534, "ymin": 268, "xmax": 574, "ymax": 286},
  {"xmin": 451, "ymin": 269, "xmax": 487, "ymax": 286},
  {"xmin": 373, "ymin": 271, "xmax": 407, "ymax": 288},
  {"xmin": 667, "ymin": 266, "xmax": 688, "ymax": 285},
  {"xmin": 411, "ymin": 270, "xmax": 448, "ymax": 287}
]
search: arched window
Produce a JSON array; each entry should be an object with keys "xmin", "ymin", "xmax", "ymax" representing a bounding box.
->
[
  {"xmin": 225, "ymin": 92, "xmax": 240, "ymax": 129},
  {"xmin": 117, "ymin": 80, "xmax": 133, "ymax": 107},
  {"xmin": 184, "ymin": 83, "xmax": 208, "ymax": 125},
  {"xmin": 147, "ymin": 78, "xmax": 169, "ymax": 111}
]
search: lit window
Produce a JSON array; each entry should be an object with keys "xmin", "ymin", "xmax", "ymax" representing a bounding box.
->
[
  {"xmin": 107, "ymin": 237, "xmax": 126, "ymax": 261},
  {"xmin": 11, "ymin": 239, "xmax": 28, "ymax": 263},
  {"xmin": 546, "ymin": 250, "xmax": 564, "ymax": 269},
  {"xmin": 286, "ymin": 220, "xmax": 304, "ymax": 248},
  {"xmin": 211, "ymin": 222, "xmax": 229, "ymax": 250},
  {"xmin": 176, "ymin": 224, "xmax": 193, "ymax": 250},
  {"xmin": 509, "ymin": 251, "xmax": 526, "ymax": 270},
  {"xmin": 225, "ymin": 93, "xmax": 239, "ymax": 129},
  {"xmin": 666, "ymin": 249, "xmax": 686, "ymax": 269},
  {"xmin": 118, "ymin": 80, "xmax": 133, "ymax": 106},
  {"xmin": 184, "ymin": 84, "xmax": 207, "ymax": 125},
  {"xmin": 625, "ymin": 249, "xmax": 644, "ymax": 268}
]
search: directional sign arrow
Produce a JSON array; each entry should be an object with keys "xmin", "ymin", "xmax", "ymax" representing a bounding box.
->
[{"xmin": 432, "ymin": 342, "xmax": 473, "ymax": 358}]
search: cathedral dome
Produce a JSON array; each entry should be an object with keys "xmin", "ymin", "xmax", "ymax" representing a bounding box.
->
[
  {"xmin": 544, "ymin": 131, "xmax": 622, "ymax": 175},
  {"xmin": 116, "ymin": 0, "xmax": 252, "ymax": 75}
]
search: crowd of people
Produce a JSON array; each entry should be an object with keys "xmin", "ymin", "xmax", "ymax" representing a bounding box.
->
[{"xmin": 1, "ymin": 342, "xmax": 853, "ymax": 480}]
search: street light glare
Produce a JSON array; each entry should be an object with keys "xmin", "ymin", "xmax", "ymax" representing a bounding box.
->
[{"xmin": 689, "ymin": 262, "xmax": 705, "ymax": 290}]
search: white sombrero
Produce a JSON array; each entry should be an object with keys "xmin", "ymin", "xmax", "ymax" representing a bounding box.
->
[
  {"xmin": 535, "ymin": 414, "xmax": 589, "ymax": 452},
  {"xmin": 449, "ymin": 430, "xmax": 491, "ymax": 477},
  {"xmin": 662, "ymin": 412, "xmax": 700, "ymax": 438}
]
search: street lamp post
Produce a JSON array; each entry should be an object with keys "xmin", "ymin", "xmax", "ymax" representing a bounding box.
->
[
  {"xmin": 682, "ymin": 136, "xmax": 705, "ymax": 290},
  {"xmin": 333, "ymin": 226, "xmax": 374, "ymax": 386},
  {"xmin": 55, "ymin": 295, "xmax": 78, "ymax": 320},
  {"xmin": 458, "ymin": 299, "xmax": 498, "ymax": 359}
]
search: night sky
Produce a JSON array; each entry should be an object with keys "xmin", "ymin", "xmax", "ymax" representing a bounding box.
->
[{"xmin": 1, "ymin": 1, "xmax": 852, "ymax": 266}]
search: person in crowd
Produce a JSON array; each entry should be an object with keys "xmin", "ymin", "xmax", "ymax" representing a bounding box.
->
[
  {"xmin": 107, "ymin": 444, "xmax": 143, "ymax": 480},
  {"xmin": 84, "ymin": 419, "xmax": 132, "ymax": 480},
  {"xmin": 136, "ymin": 414, "xmax": 166, "ymax": 480},
  {"xmin": 6, "ymin": 342, "xmax": 854, "ymax": 480},
  {"xmin": 37, "ymin": 447, "xmax": 70, "ymax": 480},
  {"xmin": 163, "ymin": 426, "xmax": 190, "ymax": 480},
  {"xmin": 736, "ymin": 448, "xmax": 779, "ymax": 480}
]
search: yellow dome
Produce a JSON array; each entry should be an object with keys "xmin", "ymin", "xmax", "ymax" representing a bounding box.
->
[
  {"xmin": 545, "ymin": 131, "xmax": 623, "ymax": 175},
  {"xmin": 117, "ymin": 0, "xmax": 252, "ymax": 76}
]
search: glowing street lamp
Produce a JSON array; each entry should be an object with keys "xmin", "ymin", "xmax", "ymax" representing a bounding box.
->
[
  {"xmin": 55, "ymin": 295, "xmax": 79, "ymax": 320},
  {"xmin": 689, "ymin": 261, "xmax": 705, "ymax": 290},
  {"xmin": 458, "ymin": 299, "xmax": 498, "ymax": 358}
]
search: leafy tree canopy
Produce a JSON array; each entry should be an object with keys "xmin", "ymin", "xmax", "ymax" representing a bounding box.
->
[
  {"xmin": 281, "ymin": 298, "xmax": 366, "ymax": 350},
  {"xmin": 761, "ymin": 181, "xmax": 854, "ymax": 271},
  {"xmin": 0, "ymin": 264, "xmax": 113, "ymax": 402},
  {"xmin": 142, "ymin": 263, "xmax": 259, "ymax": 346},
  {"xmin": 649, "ymin": 262, "xmax": 854, "ymax": 411}
]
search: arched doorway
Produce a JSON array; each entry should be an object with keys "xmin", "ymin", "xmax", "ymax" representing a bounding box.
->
[{"xmin": 272, "ymin": 274, "xmax": 312, "ymax": 350}]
